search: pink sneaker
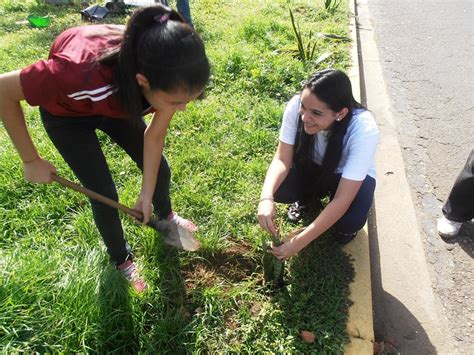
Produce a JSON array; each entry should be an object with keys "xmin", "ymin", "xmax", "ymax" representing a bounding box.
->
[
  {"xmin": 117, "ymin": 259, "xmax": 148, "ymax": 293},
  {"xmin": 167, "ymin": 212, "xmax": 198, "ymax": 233}
]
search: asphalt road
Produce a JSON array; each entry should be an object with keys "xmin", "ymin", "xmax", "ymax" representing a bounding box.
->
[{"xmin": 367, "ymin": 0, "xmax": 474, "ymax": 352}]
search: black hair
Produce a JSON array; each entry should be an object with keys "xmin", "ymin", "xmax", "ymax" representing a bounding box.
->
[
  {"xmin": 99, "ymin": 5, "xmax": 210, "ymax": 120},
  {"xmin": 294, "ymin": 69, "xmax": 364, "ymax": 194}
]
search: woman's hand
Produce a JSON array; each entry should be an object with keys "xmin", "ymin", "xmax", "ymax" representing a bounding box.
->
[
  {"xmin": 23, "ymin": 157, "xmax": 57, "ymax": 183},
  {"xmin": 134, "ymin": 194, "xmax": 153, "ymax": 225},
  {"xmin": 257, "ymin": 141, "xmax": 294, "ymax": 236},
  {"xmin": 257, "ymin": 198, "xmax": 278, "ymax": 236},
  {"xmin": 268, "ymin": 234, "xmax": 307, "ymax": 261}
]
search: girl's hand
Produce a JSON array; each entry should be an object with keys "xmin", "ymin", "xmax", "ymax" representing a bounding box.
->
[
  {"xmin": 269, "ymin": 234, "xmax": 306, "ymax": 261},
  {"xmin": 134, "ymin": 195, "xmax": 153, "ymax": 225},
  {"xmin": 23, "ymin": 157, "xmax": 57, "ymax": 183},
  {"xmin": 257, "ymin": 198, "xmax": 278, "ymax": 236}
]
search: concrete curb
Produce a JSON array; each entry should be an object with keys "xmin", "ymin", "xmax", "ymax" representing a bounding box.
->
[
  {"xmin": 353, "ymin": 0, "xmax": 452, "ymax": 353},
  {"xmin": 343, "ymin": 1, "xmax": 375, "ymax": 353},
  {"xmin": 343, "ymin": 227, "xmax": 375, "ymax": 354}
]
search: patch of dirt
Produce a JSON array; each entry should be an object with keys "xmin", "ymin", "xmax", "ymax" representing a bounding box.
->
[
  {"xmin": 181, "ymin": 240, "xmax": 259, "ymax": 291},
  {"xmin": 249, "ymin": 302, "xmax": 262, "ymax": 316},
  {"xmin": 222, "ymin": 300, "xmax": 264, "ymax": 333},
  {"xmin": 224, "ymin": 310, "xmax": 238, "ymax": 330}
]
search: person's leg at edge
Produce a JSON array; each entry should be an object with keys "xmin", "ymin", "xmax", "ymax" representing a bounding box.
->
[
  {"xmin": 177, "ymin": 0, "xmax": 193, "ymax": 27},
  {"xmin": 40, "ymin": 109, "xmax": 146, "ymax": 291},
  {"xmin": 438, "ymin": 149, "xmax": 474, "ymax": 238},
  {"xmin": 157, "ymin": 0, "xmax": 193, "ymax": 27},
  {"xmin": 331, "ymin": 174, "xmax": 376, "ymax": 244}
]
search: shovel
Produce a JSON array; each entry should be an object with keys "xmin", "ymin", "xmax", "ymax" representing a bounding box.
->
[{"xmin": 51, "ymin": 174, "xmax": 201, "ymax": 251}]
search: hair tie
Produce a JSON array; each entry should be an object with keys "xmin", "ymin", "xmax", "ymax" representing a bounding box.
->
[{"xmin": 156, "ymin": 14, "xmax": 169, "ymax": 24}]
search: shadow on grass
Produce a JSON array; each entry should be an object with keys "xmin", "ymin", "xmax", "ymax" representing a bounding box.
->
[
  {"xmin": 137, "ymin": 237, "xmax": 197, "ymax": 352},
  {"xmin": 268, "ymin": 234, "xmax": 355, "ymax": 352},
  {"xmin": 97, "ymin": 265, "xmax": 138, "ymax": 353}
]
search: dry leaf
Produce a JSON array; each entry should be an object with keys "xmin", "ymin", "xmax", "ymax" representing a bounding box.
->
[
  {"xmin": 300, "ymin": 330, "xmax": 316, "ymax": 343},
  {"xmin": 250, "ymin": 303, "xmax": 262, "ymax": 316}
]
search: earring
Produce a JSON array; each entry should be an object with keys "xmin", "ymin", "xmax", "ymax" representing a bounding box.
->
[{"xmin": 336, "ymin": 117, "xmax": 341, "ymax": 121}]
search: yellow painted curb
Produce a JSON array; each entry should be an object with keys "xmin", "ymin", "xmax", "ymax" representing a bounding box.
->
[
  {"xmin": 343, "ymin": 0, "xmax": 375, "ymax": 352},
  {"xmin": 343, "ymin": 226, "xmax": 374, "ymax": 354},
  {"xmin": 345, "ymin": 0, "xmax": 375, "ymax": 351}
]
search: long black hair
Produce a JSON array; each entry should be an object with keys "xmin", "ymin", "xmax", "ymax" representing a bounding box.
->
[
  {"xmin": 294, "ymin": 69, "xmax": 364, "ymax": 193},
  {"xmin": 99, "ymin": 5, "xmax": 210, "ymax": 120}
]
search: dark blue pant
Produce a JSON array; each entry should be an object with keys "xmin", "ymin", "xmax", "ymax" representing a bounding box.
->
[
  {"xmin": 274, "ymin": 163, "xmax": 376, "ymax": 234},
  {"xmin": 442, "ymin": 149, "xmax": 474, "ymax": 223},
  {"xmin": 160, "ymin": 0, "xmax": 193, "ymax": 27},
  {"xmin": 40, "ymin": 109, "xmax": 172, "ymax": 264}
]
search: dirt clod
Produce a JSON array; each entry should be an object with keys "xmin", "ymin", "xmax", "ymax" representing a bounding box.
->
[{"xmin": 300, "ymin": 330, "xmax": 316, "ymax": 343}]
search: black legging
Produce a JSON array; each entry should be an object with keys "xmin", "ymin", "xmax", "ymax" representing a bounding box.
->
[
  {"xmin": 40, "ymin": 108, "xmax": 172, "ymax": 265},
  {"xmin": 274, "ymin": 163, "xmax": 376, "ymax": 234},
  {"xmin": 442, "ymin": 149, "xmax": 474, "ymax": 223}
]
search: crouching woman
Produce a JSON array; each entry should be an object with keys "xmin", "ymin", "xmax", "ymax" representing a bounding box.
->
[{"xmin": 257, "ymin": 69, "xmax": 379, "ymax": 261}]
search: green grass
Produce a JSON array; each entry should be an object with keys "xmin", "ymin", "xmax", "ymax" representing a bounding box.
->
[{"xmin": 1, "ymin": 0, "xmax": 355, "ymax": 352}]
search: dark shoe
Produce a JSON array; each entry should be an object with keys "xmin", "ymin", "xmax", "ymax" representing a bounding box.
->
[
  {"xmin": 105, "ymin": 1, "xmax": 127, "ymax": 16},
  {"xmin": 287, "ymin": 201, "xmax": 306, "ymax": 223},
  {"xmin": 81, "ymin": 5, "xmax": 109, "ymax": 21},
  {"xmin": 334, "ymin": 231, "xmax": 358, "ymax": 244}
]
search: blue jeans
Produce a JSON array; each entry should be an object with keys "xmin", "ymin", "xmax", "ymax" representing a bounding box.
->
[
  {"xmin": 40, "ymin": 108, "xmax": 173, "ymax": 264},
  {"xmin": 274, "ymin": 163, "xmax": 376, "ymax": 234},
  {"xmin": 160, "ymin": 0, "xmax": 193, "ymax": 27}
]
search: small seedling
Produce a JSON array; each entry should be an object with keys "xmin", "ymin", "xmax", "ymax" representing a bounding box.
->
[{"xmin": 263, "ymin": 221, "xmax": 285, "ymax": 290}]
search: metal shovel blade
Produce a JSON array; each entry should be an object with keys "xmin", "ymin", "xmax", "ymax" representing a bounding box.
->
[{"xmin": 147, "ymin": 217, "xmax": 201, "ymax": 251}]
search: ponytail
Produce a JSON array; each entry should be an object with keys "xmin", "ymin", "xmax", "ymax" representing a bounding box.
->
[{"xmin": 99, "ymin": 5, "xmax": 210, "ymax": 120}]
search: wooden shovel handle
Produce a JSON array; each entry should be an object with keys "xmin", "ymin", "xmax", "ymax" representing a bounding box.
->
[{"xmin": 51, "ymin": 173, "xmax": 143, "ymax": 221}]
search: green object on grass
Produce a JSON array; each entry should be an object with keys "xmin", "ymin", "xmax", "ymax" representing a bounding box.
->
[
  {"xmin": 263, "ymin": 234, "xmax": 285, "ymax": 289},
  {"xmin": 27, "ymin": 15, "xmax": 50, "ymax": 28}
]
